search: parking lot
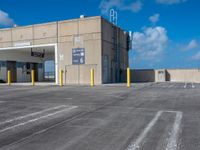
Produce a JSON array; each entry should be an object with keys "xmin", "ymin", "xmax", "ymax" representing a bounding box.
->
[{"xmin": 0, "ymin": 82, "xmax": 200, "ymax": 150}]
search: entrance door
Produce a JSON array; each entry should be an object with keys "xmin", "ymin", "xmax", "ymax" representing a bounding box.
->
[
  {"xmin": 158, "ymin": 71, "xmax": 165, "ymax": 82},
  {"xmin": 7, "ymin": 61, "xmax": 17, "ymax": 82}
]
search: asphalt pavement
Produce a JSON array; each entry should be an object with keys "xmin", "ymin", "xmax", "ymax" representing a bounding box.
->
[{"xmin": 0, "ymin": 82, "xmax": 199, "ymax": 150}]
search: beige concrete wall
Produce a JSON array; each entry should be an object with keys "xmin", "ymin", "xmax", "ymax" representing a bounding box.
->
[
  {"xmin": 0, "ymin": 24, "xmax": 58, "ymax": 47},
  {"xmin": 132, "ymin": 69, "xmax": 200, "ymax": 83},
  {"xmin": 34, "ymin": 23, "xmax": 57, "ymax": 39},
  {"xmin": 0, "ymin": 17, "xmax": 102, "ymax": 85},
  {"xmin": 57, "ymin": 40, "xmax": 102, "ymax": 85},
  {"xmin": 0, "ymin": 29, "xmax": 12, "ymax": 43},
  {"xmin": 0, "ymin": 16, "xmax": 128, "ymax": 85},
  {"xmin": 0, "ymin": 29, "xmax": 12, "ymax": 48},
  {"xmin": 12, "ymin": 26, "xmax": 33, "ymax": 42},
  {"xmin": 57, "ymin": 17, "xmax": 102, "ymax": 85},
  {"xmin": 166, "ymin": 69, "xmax": 200, "ymax": 83}
]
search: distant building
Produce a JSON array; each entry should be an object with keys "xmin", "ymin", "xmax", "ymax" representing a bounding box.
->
[{"xmin": 0, "ymin": 16, "xmax": 130, "ymax": 84}]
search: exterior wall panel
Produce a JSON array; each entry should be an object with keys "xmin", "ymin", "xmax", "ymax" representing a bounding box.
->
[
  {"xmin": 0, "ymin": 42, "xmax": 12, "ymax": 48},
  {"xmin": 58, "ymin": 21, "xmax": 78, "ymax": 36},
  {"xmin": 166, "ymin": 69, "xmax": 200, "ymax": 83},
  {"xmin": 33, "ymin": 38, "xmax": 57, "ymax": 45},
  {"xmin": 0, "ymin": 29, "xmax": 12, "ymax": 42},
  {"xmin": 12, "ymin": 27, "xmax": 33, "ymax": 41},
  {"xmin": 33, "ymin": 23, "xmax": 57, "ymax": 39},
  {"xmin": 79, "ymin": 19, "xmax": 101, "ymax": 34}
]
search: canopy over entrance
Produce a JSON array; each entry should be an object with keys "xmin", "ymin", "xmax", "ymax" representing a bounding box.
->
[{"xmin": 0, "ymin": 44, "xmax": 58, "ymax": 84}]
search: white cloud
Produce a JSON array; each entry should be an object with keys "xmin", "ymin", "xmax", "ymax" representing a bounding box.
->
[
  {"xmin": 99, "ymin": 0, "xmax": 143, "ymax": 15},
  {"xmin": 186, "ymin": 40, "xmax": 198, "ymax": 50},
  {"xmin": 132, "ymin": 26, "xmax": 168, "ymax": 60},
  {"xmin": 127, "ymin": 1, "xmax": 143, "ymax": 12},
  {"xmin": 156, "ymin": 0, "xmax": 187, "ymax": 5},
  {"xmin": 191, "ymin": 51, "xmax": 200, "ymax": 60},
  {"xmin": 183, "ymin": 39, "xmax": 198, "ymax": 51},
  {"xmin": 0, "ymin": 10, "xmax": 14, "ymax": 27},
  {"xmin": 149, "ymin": 13, "xmax": 160, "ymax": 24}
]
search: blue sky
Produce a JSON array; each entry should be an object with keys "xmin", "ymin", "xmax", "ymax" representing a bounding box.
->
[{"xmin": 0, "ymin": 0, "xmax": 200, "ymax": 69}]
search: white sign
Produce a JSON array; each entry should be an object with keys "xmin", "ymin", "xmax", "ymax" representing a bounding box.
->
[
  {"xmin": 59, "ymin": 54, "xmax": 64, "ymax": 61},
  {"xmin": 14, "ymin": 42, "xmax": 31, "ymax": 47},
  {"xmin": 74, "ymin": 36, "xmax": 83, "ymax": 45}
]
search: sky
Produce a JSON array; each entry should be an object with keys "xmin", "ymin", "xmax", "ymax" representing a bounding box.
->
[{"xmin": 0, "ymin": 0, "xmax": 200, "ymax": 69}]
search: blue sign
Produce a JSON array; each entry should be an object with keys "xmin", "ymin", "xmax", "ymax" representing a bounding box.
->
[{"xmin": 72, "ymin": 48, "xmax": 85, "ymax": 64}]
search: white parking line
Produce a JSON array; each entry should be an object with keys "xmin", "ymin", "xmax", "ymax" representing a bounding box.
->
[
  {"xmin": 0, "ymin": 106, "xmax": 77, "ymax": 133},
  {"xmin": 64, "ymin": 98, "xmax": 73, "ymax": 100},
  {"xmin": 166, "ymin": 111, "xmax": 183, "ymax": 150},
  {"xmin": 125, "ymin": 110, "xmax": 183, "ymax": 150},
  {"xmin": 126, "ymin": 111, "xmax": 163, "ymax": 150},
  {"xmin": 169, "ymin": 85, "xmax": 175, "ymax": 88},
  {"xmin": 0, "ymin": 105, "xmax": 68, "ymax": 126}
]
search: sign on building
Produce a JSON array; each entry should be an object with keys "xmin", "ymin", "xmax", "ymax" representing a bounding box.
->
[
  {"xmin": 31, "ymin": 49, "xmax": 45, "ymax": 58},
  {"xmin": 72, "ymin": 48, "xmax": 85, "ymax": 64}
]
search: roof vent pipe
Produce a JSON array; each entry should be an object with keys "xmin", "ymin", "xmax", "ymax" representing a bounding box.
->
[
  {"xmin": 13, "ymin": 24, "xmax": 18, "ymax": 28},
  {"xmin": 80, "ymin": 15, "xmax": 85, "ymax": 19}
]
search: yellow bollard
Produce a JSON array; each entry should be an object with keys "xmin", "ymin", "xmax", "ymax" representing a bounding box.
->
[
  {"xmin": 59, "ymin": 69, "xmax": 63, "ymax": 86},
  {"xmin": 7, "ymin": 70, "xmax": 11, "ymax": 86},
  {"xmin": 127, "ymin": 68, "xmax": 131, "ymax": 88},
  {"xmin": 90, "ymin": 68, "xmax": 94, "ymax": 87},
  {"xmin": 31, "ymin": 70, "xmax": 35, "ymax": 86}
]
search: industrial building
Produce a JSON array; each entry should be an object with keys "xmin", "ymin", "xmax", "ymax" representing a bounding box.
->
[{"xmin": 0, "ymin": 16, "xmax": 129, "ymax": 85}]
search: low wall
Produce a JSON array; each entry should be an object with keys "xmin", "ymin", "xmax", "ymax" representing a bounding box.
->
[
  {"xmin": 131, "ymin": 69, "xmax": 200, "ymax": 83},
  {"xmin": 166, "ymin": 69, "xmax": 200, "ymax": 83},
  {"xmin": 131, "ymin": 69, "xmax": 155, "ymax": 82}
]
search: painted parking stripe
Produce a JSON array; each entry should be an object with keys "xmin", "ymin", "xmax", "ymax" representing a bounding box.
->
[
  {"xmin": 0, "ymin": 106, "xmax": 77, "ymax": 133},
  {"xmin": 0, "ymin": 105, "xmax": 68, "ymax": 126},
  {"xmin": 125, "ymin": 110, "xmax": 183, "ymax": 150},
  {"xmin": 166, "ymin": 111, "xmax": 183, "ymax": 150},
  {"xmin": 126, "ymin": 111, "xmax": 163, "ymax": 150},
  {"xmin": 64, "ymin": 98, "xmax": 73, "ymax": 100}
]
